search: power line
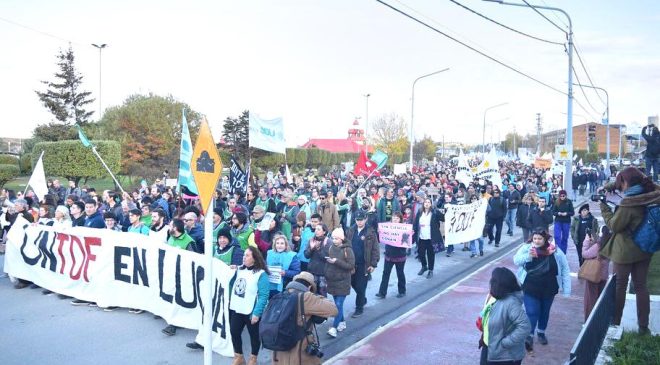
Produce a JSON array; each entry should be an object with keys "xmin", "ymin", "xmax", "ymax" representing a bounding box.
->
[
  {"xmin": 573, "ymin": 41, "xmax": 606, "ymax": 105},
  {"xmin": 539, "ymin": 0, "xmax": 569, "ymax": 28},
  {"xmin": 448, "ymin": 0, "xmax": 564, "ymax": 46},
  {"xmin": 521, "ymin": 0, "xmax": 567, "ymax": 34},
  {"xmin": 0, "ymin": 16, "xmax": 82, "ymax": 46},
  {"xmin": 375, "ymin": 0, "xmax": 566, "ymax": 96},
  {"xmin": 572, "ymin": 65, "xmax": 604, "ymax": 119}
]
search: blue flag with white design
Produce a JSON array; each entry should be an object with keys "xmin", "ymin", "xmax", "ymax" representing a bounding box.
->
[{"xmin": 178, "ymin": 109, "xmax": 198, "ymax": 195}]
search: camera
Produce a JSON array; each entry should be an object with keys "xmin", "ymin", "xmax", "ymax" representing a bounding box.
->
[
  {"xmin": 590, "ymin": 194, "xmax": 606, "ymax": 203},
  {"xmin": 305, "ymin": 343, "xmax": 324, "ymax": 358}
]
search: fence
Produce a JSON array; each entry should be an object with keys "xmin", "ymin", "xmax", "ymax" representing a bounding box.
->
[{"xmin": 567, "ymin": 274, "xmax": 617, "ymax": 365}]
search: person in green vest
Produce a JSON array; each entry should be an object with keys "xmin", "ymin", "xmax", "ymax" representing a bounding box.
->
[
  {"xmin": 127, "ymin": 209, "xmax": 150, "ymax": 235},
  {"xmin": 212, "ymin": 207, "xmax": 227, "ymax": 246},
  {"xmin": 139, "ymin": 203, "xmax": 152, "ymax": 227},
  {"xmin": 255, "ymin": 187, "xmax": 277, "ymax": 213},
  {"xmin": 250, "ymin": 205, "xmax": 266, "ymax": 231},
  {"xmin": 214, "ymin": 227, "xmax": 244, "ymax": 266},
  {"xmin": 231, "ymin": 212, "xmax": 255, "ymax": 250}
]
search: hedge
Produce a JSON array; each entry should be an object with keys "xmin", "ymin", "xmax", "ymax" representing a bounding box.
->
[
  {"xmin": 19, "ymin": 153, "xmax": 32, "ymax": 174},
  {"xmin": 0, "ymin": 154, "xmax": 19, "ymax": 166},
  {"xmin": 32, "ymin": 140, "xmax": 121, "ymax": 181},
  {"xmin": 0, "ymin": 164, "xmax": 20, "ymax": 188}
]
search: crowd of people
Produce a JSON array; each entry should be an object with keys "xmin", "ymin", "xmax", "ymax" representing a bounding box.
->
[{"xmin": 1, "ymin": 153, "xmax": 657, "ymax": 364}]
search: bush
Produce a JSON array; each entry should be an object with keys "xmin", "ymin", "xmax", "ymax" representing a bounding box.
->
[
  {"xmin": 606, "ymin": 331, "xmax": 660, "ymax": 364},
  {"xmin": 584, "ymin": 152, "xmax": 600, "ymax": 164},
  {"xmin": 0, "ymin": 154, "xmax": 19, "ymax": 166},
  {"xmin": 32, "ymin": 140, "xmax": 121, "ymax": 183},
  {"xmin": 0, "ymin": 164, "xmax": 20, "ymax": 188},
  {"xmin": 19, "ymin": 153, "xmax": 32, "ymax": 174}
]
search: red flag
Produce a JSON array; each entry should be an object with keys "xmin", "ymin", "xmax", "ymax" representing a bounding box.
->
[{"xmin": 354, "ymin": 150, "xmax": 379, "ymax": 176}]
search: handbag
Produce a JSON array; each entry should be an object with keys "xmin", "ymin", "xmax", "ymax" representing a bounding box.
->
[{"xmin": 578, "ymin": 258, "xmax": 602, "ymax": 283}]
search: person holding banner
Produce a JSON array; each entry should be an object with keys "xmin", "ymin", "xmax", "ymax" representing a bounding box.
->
[
  {"xmin": 413, "ymin": 198, "xmax": 442, "ymax": 278},
  {"xmin": 224, "ymin": 246, "xmax": 270, "ymax": 365},
  {"xmin": 376, "ymin": 212, "xmax": 409, "ymax": 298},
  {"xmin": 468, "ymin": 195, "xmax": 486, "ymax": 258}
]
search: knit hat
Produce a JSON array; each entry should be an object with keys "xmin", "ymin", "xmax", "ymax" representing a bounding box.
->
[
  {"xmin": 217, "ymin": 227, "xmax": 232, "ymax": 243},
  {"xmin": 331, "ymin": 227, "xmax": 345, "ymax": 240},
  {"xmin": 579, "ymin": 204, "xmax": 590, "ymax": 214},
  {"xmin": 559, "ymin": 190, "xmax": 568, "ymax": 196},
  {"xmin": 292, "ymin": 272, "xmax": 317, "ymax": 293},
  {"xmin": 213, "ymin": 207, "xmax": 223, "ymax": 217}
]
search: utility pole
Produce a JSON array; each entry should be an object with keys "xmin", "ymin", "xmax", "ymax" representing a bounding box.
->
[
  {"xmin": 513, "ymin": 126, "xmax": 517, "ymax": 157},
  {"xmin": 536, "ymin": 113, "xmax": 542, "ymax": 154}
]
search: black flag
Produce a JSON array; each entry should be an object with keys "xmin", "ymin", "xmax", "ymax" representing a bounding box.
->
[{"xmin": 229, "ymin": 157, "xmax": 247, "ymax": 194}]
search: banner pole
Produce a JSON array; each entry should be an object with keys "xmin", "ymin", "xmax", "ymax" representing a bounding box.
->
[
  {"xmin": 91, "ymin": 146, "xmax": 126, "ymax": 195},
  {"xmin": 203, "ymin": 199, "xmax": 214, "ymax": 365},
  {"xmin": 351, "ymin": 169, "xmax": 378, "ymax": 199},
  {"xmin": 24, "ymin": 151, "xmax": 45, "ymax": 196}
]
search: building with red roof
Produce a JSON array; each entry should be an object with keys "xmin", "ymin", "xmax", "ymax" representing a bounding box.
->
[{"xmin": 300, "ymin": 119, "xmax": 374, "ymax": 153}]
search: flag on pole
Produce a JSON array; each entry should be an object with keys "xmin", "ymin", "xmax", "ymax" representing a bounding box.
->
[
  {"xmin": 248, "ymin": 113, "xmax": 286, "ymax": 154},
  {"xmin": 27, "ymin": 152, "xmax": 48, "ymax": 203},
  {"xmin": 353, "ymin": 150, "xmax": 378, "ymax": 176},
  {"xmin": 285, "ymin": 164, "xmax": 292, "ymax": 184},
  {"xmin": 178, "ymin": 109, "xmax": 199, "ymax": 195},
  {"xmin": 229, "ymin": 157, "xmax": 248, "ymax": 194},
  {"xmin": 370, "ymin": 150, "xmax": 389, "ymax": 170},
  {"xmin": 76, "ymin": 124, "xmax": 92, "ymax": 148}
]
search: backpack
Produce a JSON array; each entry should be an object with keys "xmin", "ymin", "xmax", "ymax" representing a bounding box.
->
[
  {"xmin": 259, "ymin": 291, "xmax": 308, "ymax": 351},
  {"xmin": 632, "ymin": 204, "xmax": 660, "ymax": 253}
]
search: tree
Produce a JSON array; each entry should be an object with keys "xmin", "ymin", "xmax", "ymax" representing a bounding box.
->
[
  {"xmin": 502, "ymin": 132, "xmax": 524, "ymax": 154},
  {"xmin": 372, "ymin": 113, "xmax": 409, "ymax": 155},
  {"xmin": 413, "ymin": 135, "xmax": 437, "ymax": 161},
  {"xmin": 98, "ymin": 93, "xmax": 202, "ymax": 179},
  {"xmin": 32, "ymin": 140, "xmax": 120, "ymax": 185},
  {"xmin": 0, "ymin": 164, "xmax": 20, "ymax": 188},
  {"xmin": 222, "ymin": 110, "xmax": 250, "ymax": 163},
  {"xmin": 34, "ymin": 46, "xmax": 95, "ymax": 141}
]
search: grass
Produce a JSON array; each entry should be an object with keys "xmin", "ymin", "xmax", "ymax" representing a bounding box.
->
[
  {"xmin": 648, "ymin": 253, "xmax": 660, "ymax": 296},
  {"xmin": 606, "ymin": 331, "xmax": 660, "ymax": 365}
]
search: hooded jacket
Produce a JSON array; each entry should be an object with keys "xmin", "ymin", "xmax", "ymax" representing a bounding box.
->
[
  {"xmin": 486, "ymin": 291, "xmax": 531, "ymax": 362},
  {"xmin": 599, "ymin": 187, "xmax": 660, "ymax": 264},
  {"xmin": 324, "ymin": 242, "xmax": 355, "ymax": 296}
]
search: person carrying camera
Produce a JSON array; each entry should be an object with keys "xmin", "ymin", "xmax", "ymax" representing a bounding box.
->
[
  {"xmin": 272, "ymin": 272, "xmax": 338, "ymax": 365},
  {"xmin": 598, "ymin": 167, "xmax": 660, "ymax": 334},
  {"xmin": 641, "ymin": 122, "xmax": 660, "ymax": 182},
  {"xmin": 569, "ymin": 204, "xmax": 599, "ymax": 266}
]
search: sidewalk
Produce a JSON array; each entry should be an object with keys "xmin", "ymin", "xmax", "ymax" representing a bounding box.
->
[{"xmin": 327, "ymin": 202, "xmax": 591, "ymax": 365}]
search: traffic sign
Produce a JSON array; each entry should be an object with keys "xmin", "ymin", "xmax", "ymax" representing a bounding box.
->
[
  {"xmin": 191, "ymin": 118, "xmax": 222, "ymax": 212},
  {"xmin": 555, "ymin": 144, "xmax": 572, "ymax": 162}
]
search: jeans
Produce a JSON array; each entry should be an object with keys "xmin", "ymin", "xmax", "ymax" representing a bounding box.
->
[
  {"xmin": 523, "ymin": 293, "xmax": 555, "ymax": 334},
  {"xmin": 351, "ymin": 263, "xmax": 368, "ymax": 310},
  {"xmin": 553, "ymin": 221, "xmax": 570, "ymax": 254},
  {"xmin": 505, "ymin": 208, "xmax": 517, "ymax": 234},
  {"xmin": 229, "ymin": 310, "xmax": 261, "ymax": 356},
  {"xmin": 645, "ymin": 157, "xmax": 659, "ymax": 181},
  {"xmin": 418, "ymin": 239, "xmax": 435, "ymax": 270},
  {"xmin": 470, "ymin": 237, "xmax": 484, "ymax": 255},
  {"xmin": 332, "ymin": 295, "xmax": 346, "ymax": 328},
  {"xmin": 522, "ymin": 228, "xmax": 531, "ymax": 243},
  {"xmin": 378, "ymin": 260, "xmax": 406, "ymax": 295},
  {"xmin": 487, "ymin": 217, "xmax": 504, "ymax": 244},
  {"xmin": 613, "ymin": 258, "xmax": 651, "ymax": 327}
]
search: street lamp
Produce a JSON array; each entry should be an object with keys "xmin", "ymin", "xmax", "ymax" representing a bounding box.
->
[
  {"xmin": 364, "ymin": 93, "xmax": 370, "ymax": 153},
  {"xmin": 484, "ymin": 0, "xmax": 574, "ymax": 196},
  {"xmin": 483, "ymin": 102, "xmax": 508, "ymax": 153},
  {"xmin": 91, "ymin": 43, "xmax": 108, "ymax": 118},
  {"xmin": 573, "ymin": 83, "xmax": 610, "ymax": 175},
  {"xmin": 410, "ymin": 68, "xmax": 450, "ymax": 171}
]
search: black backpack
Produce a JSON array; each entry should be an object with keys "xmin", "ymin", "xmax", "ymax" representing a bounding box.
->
[{"xmin": 259, "ymin": 291, "xmax": 308, "ymax": 351}]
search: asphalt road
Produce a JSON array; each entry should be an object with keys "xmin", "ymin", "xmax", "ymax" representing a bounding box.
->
[{"xmin": 0, "ymin": 222, "xmax": 531, "ymax": 365}]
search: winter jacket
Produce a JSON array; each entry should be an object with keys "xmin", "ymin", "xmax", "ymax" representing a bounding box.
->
[
  {"xmin": 345, "ymin": 224, "xmax": 380, "ymax": 272},
  {"xmin": 552, "ymin": 199, "xmax": 574, "ymax": 223},
  {"xmin": 376, "ymin": 197, "xmax": 401, "ymax": 223},
  {"xmin": 304, "ymin": 236, "xmax": 332, "ymax": 276},
  {"xmin": 272, "ymin": 282, "xmax": 338, "ymax": 365},
  {"xmin": 599, "ymin": 187, "xmax": 660, "ymax": 264},
  {"xmin": 232, "ymin": 224, "xmax": 255, "ymax": 251},
  {"xmin": 325, "ymin": 242, "xmax": 355, "ymax": 296},
  {"xmin": 527, "ymin": 206, "xmax": 554, "ymax": 232},
  {"xmin": 582, "ymin": 236, "xmax": 609, "ymax": 282},
  {"xmin": 504, "ymin": 189, "xmax": 522, "ymax": 210},
  {"xmin": 516, "ymin": 203, "xmax": 535, "ymax": 229},
  {"xmin": 317, "ymin": 202, "xmax": 340, "ymax": 231},
  {"xmin": 513, "ymin": 244, "xmax": 571, "ymax": 296},
  {"xmin": 486, "ymin": 291, "xmax": 531, "ymax": 362},
  {"xmin": 297, "ymin": 226, "xmax": 314, "ymax": 264},
  {"xmin": 266, "ymin": 250, "xmax": 301, "ymax": 292},
  {"xmin": 167, "ymin": 232, "xmax": 195, "ymax": 251},
  {"xmin": 487, "ymin": 197, "xmax": 508, "ymax": 220},
  {"xmin": 214, "ymin": 241, "xmax": 244, "ymax": 266},
  {"xmin": 412, "ymin": 209, "xmax": 443, "ymax": 245},
  {"xmin": 569, "ymin": 213, "xmax": 599, "ymax": 246},
  {"xmin": 84, "ymin": 211, "xmax": 105, "ymax": 229},
  {"xmin": 186, "ymin": 224, "xmax": 205, "ymax": 254},
  {"xmin": 642, "ymin": 125, "xmax": 660, "ymax": 158}
]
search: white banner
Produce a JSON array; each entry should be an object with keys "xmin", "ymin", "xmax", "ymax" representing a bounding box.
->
[
  {"xmin": 443, "ymin": 198, "xmax": 488, "ymax": 245},
  {"xmin": 249, "ymin": 113, "xmax": 286, "ymax": 154},
  {"xmin": 455, "ymin": 152, "xmax": 473, "ymax": 186},
  {"xmin": 475, "ymin": 150, "xmax": 502, "ymax": 189},
  {"xmin": 393, "ymin": 163, "xmax": 406, "ymax": 175},
  {"xmin": 4, "ymin": 218, "xmax": 234, "ymax": 356}
]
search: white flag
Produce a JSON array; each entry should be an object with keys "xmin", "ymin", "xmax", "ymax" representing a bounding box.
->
[
  {"xmin": 249, "ymin": 113, "xmax": 286, "ymax": 154},
  {"xmin": 27, "ymin": 152, "xmax": 48, "ymax": 203},
  {"xmin": 285, "ymin": 164, "xmax": 292, "ymax": 184}
]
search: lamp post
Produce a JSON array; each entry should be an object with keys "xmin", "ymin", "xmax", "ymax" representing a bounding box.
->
[
  {"xmin": 484, "ymin": 0, "xmax": 574, "ymax": 196},
  {"xmin": 573, "ymin": 83, "xmax": 610, "ymax": 174},
  {"xmin": 364, "ymin": 93, "xmax": 370, "ymax": 154},
  {"xmin": 91, "ymin": 43, "xmax": 107, "ymax": 118},
  {"xmin": 482, "ymin": 102, "xmax": 508, "ymax": 153},
  {"xmin": 410, "ymin": 68, "xmax": 450, "ymax": 171}
]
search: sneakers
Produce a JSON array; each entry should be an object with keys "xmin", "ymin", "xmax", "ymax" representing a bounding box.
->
[
  {"xmin": 14, "ymin": 281, "xmax": 30, "ymax": 289},
  {"xmin": 426, "ymin": 271, "xmax": 433, "ymax": 279},
  {"xmin": 480, "ymin": 250, "xmax": 484, "ymax": 256},
  {"xmin": 71, "ymin": 299, "xmax": 91, "ymax": 306},
  {"xmin": 396, "ymin": 293, "xmax": 406, "ymax": 298},
  {"xmin": 470, "ymin": 253, "xmax": 477, "ymax": 258},
  {"xmin": 537, "ymin": 332, "xmax": 548, "ymax": 345},
  {"xmin": 337, "ymin": 321, "xmax": 347, "ymax": 332},
  {"xmin": 488, "ymin": 240, "xmax": 493, "ymax": 245},
  {"xmin": 42, "ymin": 289, "xmax": 53, "ymax": 295},
  {"xmin": 417, "ymin": 267, "xmax": 427, "ymax": 276},
  {"xmin": 351, "ymin": 309, "xmax": 364, "ymax": 318},
  {"xmin": 327, "ymin": 327, "xmax": 338, "ymax": 338},
  {"xmin": 186, "ymin": 342, "xmax": 204, "ymax": 350},
  {"xmin": 162, "ymin": 325, "xmax": 177, "ymax": 336},
  {"xmin": 88, "ymin": 302, "xmax": 98, "ymax": 307},
  {"xmin": 375, "ymin": 292, "xmax": 386, "ymax": 299},
  {"xmin": 128, "ymin": 308, "xmax": 144, "ymax": 314},
  {"xmin": 525, "ymin": 335, "xmax": 534, "ymax": 352},
  {"xmin": 103, "ymin": 306, "xmax": 119, "ymax": 312},
  {"xmin": 494, "ymin": 243, "xmax": 500, "ymax": 248}
]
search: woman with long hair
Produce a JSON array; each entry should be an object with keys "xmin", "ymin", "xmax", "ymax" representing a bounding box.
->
[
  {"xmin": 599, "ymin": 167, "xmax": 660, "ymax": 334},
  {"xmin": 582, "ymin": 226, "xmax": 611, "ymax": 321},
  {"xmin": 265, "ymin": 233, "xmax": 301, "ymax": 298},
  {"xmin": 513, "ymin": 231, "xmax": 571, "ymax": 353},
  {"xmin": 324, "ymin": 228, "xmax": 355, "ymax": 338},
  {"xmin": 304, "ymin": 222, "xmax": 332, "ymax": 297},
  {"xmin": 413, "ymin": 198, "xmax": 442, "ymax": 278},
  {"xmin": 551, "ymin": 190, "xmax": 574, "ymax": 254},
  {"xmin": 376, "ymin": 212, "xmax": 409, "ymax": 298}
]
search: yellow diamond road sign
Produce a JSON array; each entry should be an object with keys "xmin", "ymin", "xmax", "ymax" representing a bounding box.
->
[{"xmin": 191, "ymin": 118, "xmax": 222, "ymax": 212}]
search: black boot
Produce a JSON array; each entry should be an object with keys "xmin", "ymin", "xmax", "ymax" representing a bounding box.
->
[{"xmin": 417, "ymin": 267, "xmax": 427, "ymax": 276}]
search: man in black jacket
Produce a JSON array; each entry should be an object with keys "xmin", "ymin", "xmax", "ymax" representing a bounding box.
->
[
  {"xmin": 642, "ymin": 123, "xmax": 660, "ymax": 182},
  {"xmin": 486, "ymin": 188, "xmax": 507, "ymax": 247},
  {"xmin": 503, "ymin": 183, "xmax": 521, "ymax": 236}
]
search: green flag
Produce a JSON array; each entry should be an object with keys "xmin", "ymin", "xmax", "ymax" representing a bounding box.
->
[
  {"xmin": 370, "ymin": 150, "xmax": 388, "ymax": 170},
  {"xmin": 76, "ymin": 124, "xmax": 92, "ymax": 148}
]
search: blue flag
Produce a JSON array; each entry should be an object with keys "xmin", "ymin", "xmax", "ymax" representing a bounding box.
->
[
  {"xmin": 178, "ymin": 109, "xmax": 198, "ymax": 195},
  {"xmin": 76, "ymin": 124, "xmax": 92, "ymax": 148}
]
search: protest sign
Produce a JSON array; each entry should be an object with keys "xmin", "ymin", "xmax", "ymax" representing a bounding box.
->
[
  {"xmin": 4, "ymin": 218, "xmax": 234, "ymax": 356},
  {"xmin": 393, "ymin": 163, "xmax": 406, "ymax": 175},
  {"xmin": 377, "ymin": 222, "xmax": 413, "ymax": 248},
  {"xmin": 444, "ymin": 198, "xmax": 488, "ymax": 245},
  {"xmin": 534, "ymin": 158, "xmax": 552, "ymax": 169},
  {"xmin": 267, "ymin": 266, "xmax": 282, "ymax": 285},
  {"xmin": 229, "ymin": 157, "xmax": 248, "ymax": 194},
  {"xmin": 258, "ymin": 213, "xmax": 276, "ymax": 231}
]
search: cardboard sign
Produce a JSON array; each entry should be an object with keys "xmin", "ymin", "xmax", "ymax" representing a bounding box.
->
[
  {"xmin": 378, "ymin": 222, "xmax": 414, "ymax": 248},
  {"xmin": 534, "ymin": 158, "xmax": 552, "ymax": 169}
]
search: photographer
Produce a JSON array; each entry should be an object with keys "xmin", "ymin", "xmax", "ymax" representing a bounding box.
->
[
  {"xmin": 598, "ymin": 167, "xmax": 660, "ymax": 334},
  {"xmin": 641, "ymin": 122, "xmax": 660, "ymax": 182},
  {"xmin": 273, "ymin": 272, "xmax": 337, "ymax": 365}
]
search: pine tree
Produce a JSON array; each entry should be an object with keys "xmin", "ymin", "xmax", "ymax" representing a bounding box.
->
[
  {"xmin": 35, "ymin": 46, "xmax": 95, "ymax": 127},
  {"xmin": 222, "ymin": 110, "xmax": 250, "ymax": 162}
]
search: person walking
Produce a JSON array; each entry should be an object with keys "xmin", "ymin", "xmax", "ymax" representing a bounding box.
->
[
  {"xmin": 413, "ymin": 198, "xmax": 442, "ymax": 275},
  {"xmin": 598, "ymin": 167, "xmax": 660, "ymax": 334},
  {"xmin": 486, "ymin": 188, "xmax": 507, "ymax": 247},
  {"xmin": 513, "ymin": 231, "xmax": 571, "ymax": 352},
  {"xmin": 324, "ymin": 228, "xmax": 355, "ymax": 338},
  {"xmin": 503, "ymin": 183, "xmax": 521, "ymax": 237},
  {"xmin": 582, "ymin": 226, "xmax": 611, "ymax": 321},
  {"xmin": 569, "ymin": 204, "xmax": 599, "ymax": 266},
  {"xmin": 551, "ymin": 190, "xmax": 574, "ymax": 254},
  {"xmin": 376, "ymin": 212, "xmax": 409, "ymax": 298},
  {"xmin": 516, "ymin": 194, "xmax": 536, "ymax": 243},
  {"xmin": 641, "ymin": 122, "xmax": 660, "ymax": 182},
  {"xmin": 304, "ymin": 222, "xmax": 332, "ymax": 297},
  {"xmin": 346, "ymin": 211, "xmax": 379, "ymax": 317}
]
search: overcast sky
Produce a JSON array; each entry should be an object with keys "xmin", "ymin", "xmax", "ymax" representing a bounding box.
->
[{"xmin": 1, "ymin": 0, "xmax": 658, "ymax": 146}]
